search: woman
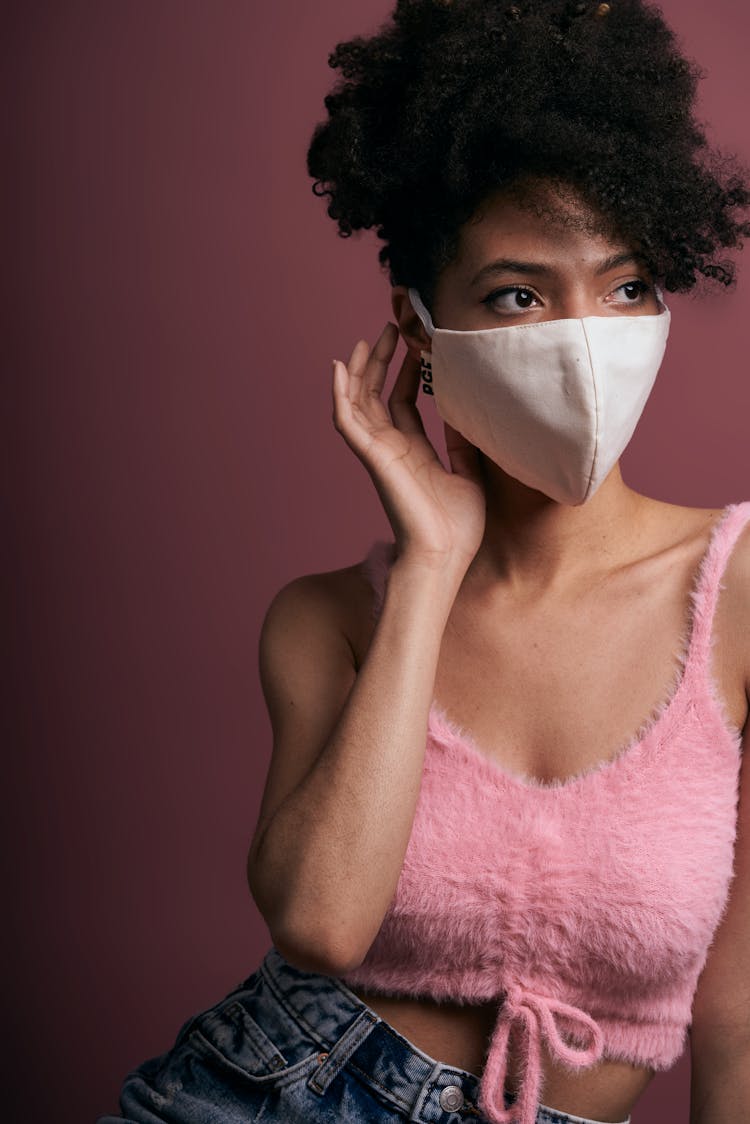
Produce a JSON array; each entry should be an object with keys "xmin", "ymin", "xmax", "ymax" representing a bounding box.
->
[{"xmin": 98, "ymin": 1, "xmax": 750, "ymax": 1122}]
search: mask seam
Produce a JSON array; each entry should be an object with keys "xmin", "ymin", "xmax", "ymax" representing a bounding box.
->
[{"xmin": 580, "ymin": 321, "xmax": 600, "ymax": 501}]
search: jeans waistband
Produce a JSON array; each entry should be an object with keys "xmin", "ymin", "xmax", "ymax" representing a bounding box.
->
[
  {"xmin": 261, "ymin": 947, "xmax": 487, "ymax": 1120},
  {"xmin": 259, "ymin": 948, "xmax": 629, "ymax": 1124}
]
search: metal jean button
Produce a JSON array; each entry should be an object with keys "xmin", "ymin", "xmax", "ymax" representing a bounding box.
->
[{"xmin": 439, "ymin": 1084, "xmax": 465, "ymax": 1111}]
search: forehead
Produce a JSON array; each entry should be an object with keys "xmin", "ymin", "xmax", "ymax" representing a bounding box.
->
[{"xmin": 451, "ymin": 179, "xmax": 636, "ymax": 276}]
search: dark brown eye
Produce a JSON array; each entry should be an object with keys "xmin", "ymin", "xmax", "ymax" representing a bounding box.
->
[
  {"xmin": 611, "ymin": 280, "xmax": 650, "ymax": 304},
  {"xmin": 623, "ymin": 282, "xmax": 644, "ymax": 300},
  {"xmin": 483, "ymin": 286, "xmax": 541, "ymax": 314},
  {"xmin": 611, "ymin": 275, "xmax": 656, "ymax": 303},
  {"xmin": 515, "ymin": 289, "xmax": 536, "ymax": 307}
]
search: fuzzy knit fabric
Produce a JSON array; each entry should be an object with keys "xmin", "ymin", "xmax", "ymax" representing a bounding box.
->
[{"xmin": 340, "ymin": 501, "xmax": 750, "ymax": 1124}]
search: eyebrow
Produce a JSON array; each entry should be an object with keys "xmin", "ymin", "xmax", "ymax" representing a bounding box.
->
[{"xmin": 469, "ymin": 252, "xmax": 647, "ymax": 287}]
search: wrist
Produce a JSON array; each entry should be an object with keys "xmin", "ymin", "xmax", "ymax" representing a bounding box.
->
[
  {"xmin": 391, "ymin": 545, "xmax": 474, "ymax": 585},
  {"xmin": 385, "ymin": 552, "xmax": 468, "ymax": 613}
]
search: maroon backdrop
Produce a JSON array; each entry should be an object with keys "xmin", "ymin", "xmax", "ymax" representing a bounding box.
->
[{"xmin": 5, "ymin": 3, "xmax": 748, "ymax": 1121}]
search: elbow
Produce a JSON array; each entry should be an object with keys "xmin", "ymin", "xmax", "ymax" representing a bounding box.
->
[
  {"xmin": 247, "ymin": 848, "xmax": 372, "ymax": 975},
  {"xmin": 269, "ymin": 918, "xmax": 369, "ymax": 978}
]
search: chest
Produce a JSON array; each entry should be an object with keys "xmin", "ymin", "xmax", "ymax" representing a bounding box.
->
[
  {"xmin": 394, "ymin": 715, "xmax": 741, "ymax": 989},
  {"xmin": 432, "ymin": 551, "xmax": 744, "ymax": 785}
]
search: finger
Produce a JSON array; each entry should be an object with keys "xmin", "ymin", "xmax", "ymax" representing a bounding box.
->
[
  {"xmin": 347, "ymin": 323, "xmax": 397, "ymax": 384},
  {"xmin": 345, "ymin": 337, "xmax": 370, "ymax": 381},
  {"xmin": 387, "ymin": 349, "xmax": 428, "ymax": 437},
  {"xmin": 346, "ymin": 323, "xmax": 398, "ymax": 418},
  {"xmin": 360, "ymin": 322, "xmax": 400, "ymax": 400},
  {"xmin": 332, "ymin": 356, "xmax": 366, "ymax": 437},
  {"xmin": 332, "ymin": 357, "xmax": 385, "ymax": 458},
  {"xmin": 332, "ymin": 357, "xmax": 350, "ymax": 429},
  {"xmin": 444, "ymin": 421, "xmax": 483, "ymax": 484},
  {"xmin": 341, "ymin": 339, "xmax": 371, "ymax": 417}
]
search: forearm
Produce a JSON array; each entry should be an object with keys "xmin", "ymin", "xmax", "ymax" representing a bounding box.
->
[{"xmin": 250, "ymin": 558, "xmax": 462, "ymax": 970}]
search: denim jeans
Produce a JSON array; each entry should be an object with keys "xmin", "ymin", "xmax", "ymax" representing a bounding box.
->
[{"xmin": 97, "ymin": 947, "xmax": 631, "ymax": 1124}]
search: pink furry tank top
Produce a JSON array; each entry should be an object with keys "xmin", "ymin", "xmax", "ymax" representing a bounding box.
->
[{"xmin": 339, "ymin": 502, "xmax": 750, "ymax": 1124}]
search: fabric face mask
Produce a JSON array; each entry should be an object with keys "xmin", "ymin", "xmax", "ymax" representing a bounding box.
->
[{"xmin": 408, "ymin": 286, "xmax": 671, "ymax": 505}]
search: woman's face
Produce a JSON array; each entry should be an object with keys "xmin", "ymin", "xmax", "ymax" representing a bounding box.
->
[{"xmin": 428, "ymin": 179, "xmax": 661, "ymax": 333}]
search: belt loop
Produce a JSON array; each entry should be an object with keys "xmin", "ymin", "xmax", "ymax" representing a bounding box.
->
[
  {"xmin": 408, "ymin": 1061, "xmax": 443, "ymax": 1122},
  {"xmin": 307, "ymin": 1008, "xmax": 380, "ymax": 1095}
]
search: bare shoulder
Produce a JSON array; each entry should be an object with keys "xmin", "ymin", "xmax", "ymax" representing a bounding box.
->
[
  {"xmin": 636, "ymin": 497, "xmax": 745, "ymax": 559},
  {"xmin": 636, "ymin": 496, "xmax": 748, "ymax": 683},
  {"xmin": 720, "ymin": 503, "xmax": 750, "ymax": 585},
  {"xmin": 715, "ymin": 505, "xmax": 750, "ymax": 688},
  {"xmin": 261, "ymin": 559, "xmax": 377, "ymax": 649},
  {"xmin": 662, "ymin": 500, "xmax": 750, "ymax": 717},
  {"xmin": 251, "ymin": 557, "xmax": 382, "ymax": 845},
  {"xmin": 259, "ymin": 558, "xmax": 379, "ymax": 700},
  {"xmin": 665, "ymin": 496, "xmax": 750, "ymax": 611}
]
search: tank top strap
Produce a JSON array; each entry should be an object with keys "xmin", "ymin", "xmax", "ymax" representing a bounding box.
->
[
  {"xmin": 684, "ymin": 501, "xmax": 750, "ymax": 677},
  {"xmin": 362, "ymin": 539, "xmax": 397, "ymax": 619}
]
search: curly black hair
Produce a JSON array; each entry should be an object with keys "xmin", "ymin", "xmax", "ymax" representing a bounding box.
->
[{"xmin": 307, "ymin": 0, "xmax": 750, "ymax": 309}]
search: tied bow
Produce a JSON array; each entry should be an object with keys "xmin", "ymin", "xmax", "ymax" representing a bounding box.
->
[{"xmin": 478, "ymin": 985, "xmax": 605, "ymax": 1124}]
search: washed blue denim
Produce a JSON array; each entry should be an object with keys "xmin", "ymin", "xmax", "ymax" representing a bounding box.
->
[{"xmin": 97, "ymin": 947, "xmax": 630, "ymax": 1124}]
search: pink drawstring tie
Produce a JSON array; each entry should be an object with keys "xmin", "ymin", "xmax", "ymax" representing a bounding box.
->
[{"xmin": 478, "ymin": 985, "xmax": 605, "ymax": 1124}]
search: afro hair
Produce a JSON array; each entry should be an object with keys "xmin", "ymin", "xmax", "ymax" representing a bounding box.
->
[{"xmin": 307, "ymin": 0, "xmax": 750, "ymax": 309}]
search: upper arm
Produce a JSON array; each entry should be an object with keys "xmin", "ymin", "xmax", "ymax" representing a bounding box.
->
[
  {"xmin": 248, "ymin": 565, "xmax": 374, "ymax": 865},
  {"xmin": 690, "ymin": 722, "xmax": 750, "ymax": 1058},
  {"xmin": 690, "ymin": 526, "xmax": 750, "ymax": 1063}
]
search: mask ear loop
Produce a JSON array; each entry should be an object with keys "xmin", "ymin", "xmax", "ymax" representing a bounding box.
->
[
  {"xmin": 654, "ymin": 282, "xmax": 668, "ymax": 312},
  {"xmin": 407, "ymin": 287, "xmax": 436, "ymax": 338}
]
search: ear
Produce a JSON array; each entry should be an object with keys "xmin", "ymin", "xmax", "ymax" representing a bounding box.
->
[{"xmin": 391, "ymin": 285, "xmax": 432, "ymax": 357}]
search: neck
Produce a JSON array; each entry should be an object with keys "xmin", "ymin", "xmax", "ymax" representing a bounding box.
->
[{"xmin": 472, "ymin": 461, "xmax": 650, "ymax": 589}]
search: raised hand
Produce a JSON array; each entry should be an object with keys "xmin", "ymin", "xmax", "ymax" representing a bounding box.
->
[{"xmin": 332, "ymin": 321, "xmax": 486, "ymax": 575}]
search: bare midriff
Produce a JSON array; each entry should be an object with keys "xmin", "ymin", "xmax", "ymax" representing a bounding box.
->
[{"xmin": 349, "ymin": 989, "xmax": 655, "ymax": 1123}]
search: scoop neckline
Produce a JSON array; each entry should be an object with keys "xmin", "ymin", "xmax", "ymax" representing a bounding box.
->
[{"xmin": 426, "ymin": 502, "xmax": 739, "ymax": 793}]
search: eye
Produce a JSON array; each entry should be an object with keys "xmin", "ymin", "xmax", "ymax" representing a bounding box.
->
[
  {"xmin": 482, "ymin": 286, "xmax": 542, "ymax": 314},
  {"xmin": 608, "ymin": 279, "xmax": 652, "ymax": 305}
]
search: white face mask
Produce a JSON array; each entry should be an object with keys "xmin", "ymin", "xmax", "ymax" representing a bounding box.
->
[{"xmin": 408, "ymin": 286, "xmax": 671, "ymax": 505}]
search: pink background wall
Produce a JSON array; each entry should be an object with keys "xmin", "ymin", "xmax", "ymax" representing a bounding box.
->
[{"xmin": 5, "ymin": 2, "xmax": 748, "ymax": 1121}]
